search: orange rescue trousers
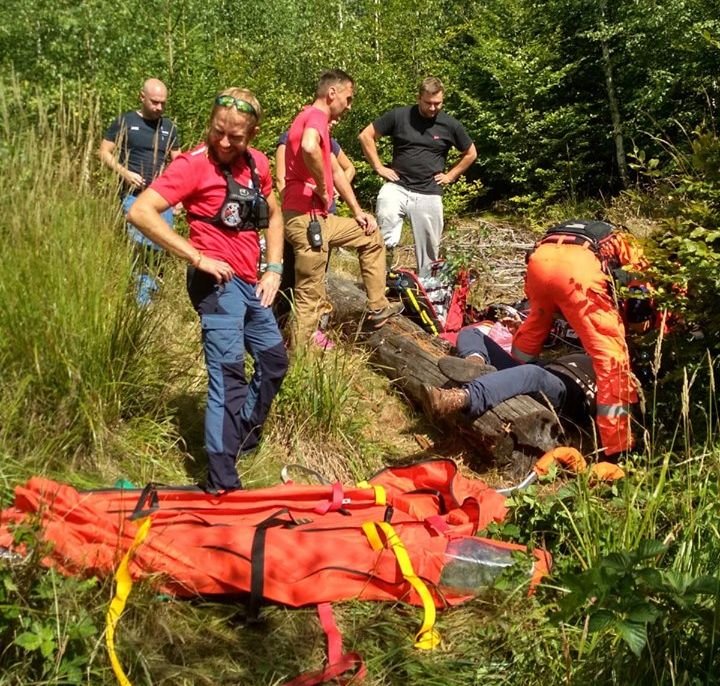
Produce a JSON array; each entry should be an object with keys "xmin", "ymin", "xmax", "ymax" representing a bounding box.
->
[{"xmin": 512, "ymin": 242, "xmax": 637, "ymax": 456}]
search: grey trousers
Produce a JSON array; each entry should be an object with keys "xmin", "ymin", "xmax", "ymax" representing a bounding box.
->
[{"xmin": 376, "ymin": 182, "xmax": 443, "ymax": 276}]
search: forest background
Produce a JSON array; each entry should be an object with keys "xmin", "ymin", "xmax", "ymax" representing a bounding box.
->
[{"xmin": 1, "ymin": 0, "xmax": 720, "ymax": 684}]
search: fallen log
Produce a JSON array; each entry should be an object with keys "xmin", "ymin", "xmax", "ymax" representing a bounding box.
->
[{"xmin": 327, "ymin": 274, "xmax": 562, "ymax": 465}]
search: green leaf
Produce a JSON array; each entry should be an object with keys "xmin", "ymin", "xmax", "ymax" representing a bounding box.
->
[
  {"xmin": 39, "ymin": 632, "xmax": 56, "ymax": 658},
  {"xmin": 603, "ymin": 552, "xmax": 631, "ymax": 571},
  {"xmin": 688, "ymin": 575, "xmax": 720, "ymax": 596},
  {"xmin": 664, "ymin": 570, "xmax": 691, "ymax": 594},
  {"xmin": 627, "ymin": 603, "xmax": 661, "ymax": 624},
  {"xmin": 14, "ymin": 631, "xmax": 42, "ymax": 651},
  {"xmin": 3, "ymin": 575, "xmax": 18, "ymax": 592},
  {"xmin": 588, "ymin": 609, "xmax": 615, "ymax": 632},
  {"xmin": 617, "ymin": 620, "xmax": 647, "ymax": 657},
  {"xmin": 636, "ymin": 540, "xmax": 667, "ymax": 560},
  {"xmin": 67, "ymin": 615, "xmax": 97, "ymax": 640}
]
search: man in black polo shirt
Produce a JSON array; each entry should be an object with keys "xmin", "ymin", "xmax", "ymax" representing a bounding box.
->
[
  {"xmin": 99, "ymin": 78, "xmax": 181, "ymax": 304},
  {"xmin": 359, "ymin": 77, "xmax": 477, "ymax": 275}
]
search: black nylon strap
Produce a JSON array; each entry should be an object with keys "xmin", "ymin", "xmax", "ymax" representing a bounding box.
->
[
  {"xmin": 186, "ymin": 152, "xmax": 263, "ymax": 228},
  {"xmin": 247, "ymin": 509, "xmax": 303, "ymax": 622},
  {"xmin": 129, "ymin": 483, "xmax": 159, "ymax": 520}
]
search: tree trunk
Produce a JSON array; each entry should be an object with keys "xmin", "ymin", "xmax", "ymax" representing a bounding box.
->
[
  {"xmin": 599, "ymin": 0, "xmax": 629, "ymax": 187},
  {"xmin": 327, "ymin": 275, "xmax": 562, "ymax": 466}
]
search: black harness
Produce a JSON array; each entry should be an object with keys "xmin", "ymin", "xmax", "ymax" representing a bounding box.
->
[
  {"xmin": 544, "ymin": 354, "xmax": 598, "ymax": 419},
  {"xmin": 538, "ymin": 219, "xmax": 614, "ymax": 252},
  {"xmin": 187, "ymin": 152, "xmax": 269, "ymax": 231},
  {"xmin": 530, "ymin": 219, "xmax": 622, "ymax": 276}
]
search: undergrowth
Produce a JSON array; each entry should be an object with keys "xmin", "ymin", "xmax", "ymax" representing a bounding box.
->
[{"xmin": 1, "ymin": 83, "xmax": 719, "ymax": 686}]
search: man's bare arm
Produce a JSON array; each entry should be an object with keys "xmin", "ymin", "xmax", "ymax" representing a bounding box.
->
[
  {"xmin": 127, "ymin": 188, "xmax": 233, "ymax": 283},
  {"xmin": 434, "ymin": 143, "xmax": 478, "ymax": 185},
  {"xmin": 358, "ymin": 123, "xmax": 399, "ymax": 182},
  {"xmin": 98, "ymin": 139, "xmax": 144, "ymax": 189},
  {"xmin": 301, "ymin": 127, "xmax": 329, "ymax": 208}
]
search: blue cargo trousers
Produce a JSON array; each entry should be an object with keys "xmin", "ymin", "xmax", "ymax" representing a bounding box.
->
[{"xmin": 188, "ymin": 269, "xmax": 288, "ymax": 490}]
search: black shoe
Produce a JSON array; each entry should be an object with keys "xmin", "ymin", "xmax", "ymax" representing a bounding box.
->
[{"xmin": 438, "ymin": 356, "xmax": 496, "ymax": 384}]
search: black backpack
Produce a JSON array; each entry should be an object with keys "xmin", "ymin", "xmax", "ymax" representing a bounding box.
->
[
  {"xmin": 533, "ymin": 219, "xmax": 623, "ymax": 277},
  {"xmin": 541, "ymin": 219, "xmax": 614, "ymax": 250}
]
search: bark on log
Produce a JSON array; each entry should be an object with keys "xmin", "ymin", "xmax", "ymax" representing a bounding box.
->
[{"xmin": 327, "ymin": 275, "xmax": 561, "ymax": 464}]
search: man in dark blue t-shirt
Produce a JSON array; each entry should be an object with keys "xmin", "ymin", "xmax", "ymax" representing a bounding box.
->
[
  {"xmin": 99, "ymin": 78, "xmax": 181, "ymax": 304},
  {"xmin": 359, "ymin": 77, "xmax": 477, "ymax": 276}
]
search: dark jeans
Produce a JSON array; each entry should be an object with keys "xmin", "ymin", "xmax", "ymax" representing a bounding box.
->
[{"xmin": 455, "ymin": 327, "xmax": 566, "ymax": 417}]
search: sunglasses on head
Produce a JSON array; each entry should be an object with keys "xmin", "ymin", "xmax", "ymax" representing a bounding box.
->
[{"xmin": 215, "ymin": 95, "xmax": 257, "ymax": 118}]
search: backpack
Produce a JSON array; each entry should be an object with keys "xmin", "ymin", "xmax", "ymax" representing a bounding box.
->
[
  {"xmin": 533, "ymin": 219, "xmax": 622, "ymax": 275},
  {"xmin": 543, "ymin": 219, "xmax": 615, "ymax": 246},
  {"xmin": 387, "ymin": 261, "xmax": 480, "ymax": 340}
]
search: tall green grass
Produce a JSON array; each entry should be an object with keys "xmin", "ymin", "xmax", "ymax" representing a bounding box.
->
[
  {"xmin": 0, "ymin": 80, "xmax": 179, "ymax": 476},
  {"xmin": 266, "ymin": 343, "xmax": 395, "ymax": 483},
  {"xmin": 492, "ymin": 352, "xmax": 720, "ymax": 683}
]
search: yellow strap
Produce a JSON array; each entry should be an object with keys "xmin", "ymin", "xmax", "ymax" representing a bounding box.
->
[
  {"xmin": 404, "ymin": 288, "xmax": 439, "ymax": 336},
  {"xmin": 356, "ymin": 482, "xmax": 387, "ymax": 506},
  {"xmin": 361, "ymin": 521, "xmax": 441, "ymax": 650},
  {"xmin": 105, "ymin": 517, "xmax": 152, "ymax": 686}
]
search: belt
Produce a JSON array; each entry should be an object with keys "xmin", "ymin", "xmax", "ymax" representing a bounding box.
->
[{"xmin": 538, "ymin": 234, "xmax": 594, "ymax": 249}]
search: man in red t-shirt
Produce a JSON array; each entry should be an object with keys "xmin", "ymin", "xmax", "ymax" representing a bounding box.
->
[
  {"xmin": 127, "ymin": 88, "xmax": 288, "ymax": 492},
  {"xmin": 282, "ymin": 69, "xmax": 403, "ymax": 346}
]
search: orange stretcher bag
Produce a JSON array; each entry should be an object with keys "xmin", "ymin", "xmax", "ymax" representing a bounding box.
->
[{"xmin": 0, "ymin": 459, "xmax": 551, "ymax": 684}]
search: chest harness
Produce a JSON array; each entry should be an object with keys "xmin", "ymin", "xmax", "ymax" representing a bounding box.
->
[{"xmin": 187, "ymin": 152, "xmax": 269, "ymax": 231}]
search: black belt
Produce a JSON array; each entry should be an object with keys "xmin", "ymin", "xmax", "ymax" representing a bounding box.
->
[{"xmin": 538, "ymin": 234, "xmax": 594, "ymax": 248}]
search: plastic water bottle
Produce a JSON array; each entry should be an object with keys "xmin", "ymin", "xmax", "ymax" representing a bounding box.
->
[
  {"xmin": 438, "ymin": 538, "xmax": 518, "ymax": 594},
  {"xmin": 420, "ymin": 275, "xmax": 442, "ymax": 292}
]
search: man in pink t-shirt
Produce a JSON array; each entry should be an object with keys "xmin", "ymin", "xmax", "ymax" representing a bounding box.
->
[
  {"xmin": 282, "ymin": 69, "xmax": 403, "ymax": 346},
  {"xmin": 127, "ymin": 88, "xmax": 288, "ymax": 493}
]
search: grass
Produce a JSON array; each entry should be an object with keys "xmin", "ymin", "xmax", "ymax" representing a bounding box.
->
[{"xmin": 1, "ymin": 80, "xmax": 719, "ymax": 685}]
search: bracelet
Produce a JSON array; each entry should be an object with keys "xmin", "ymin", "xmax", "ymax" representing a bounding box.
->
[
  {"xmin": 265, "ymin": 262, "xmax": 283, "ymax": 275},
  {"xmin": 191, "ymin": 252, "xmax": 203, "ymax": 268}
]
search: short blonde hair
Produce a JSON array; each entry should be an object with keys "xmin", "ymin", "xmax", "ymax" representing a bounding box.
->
[{"xmin": 418, "ymin": 77, "xmax": 444, "ymax": 96}]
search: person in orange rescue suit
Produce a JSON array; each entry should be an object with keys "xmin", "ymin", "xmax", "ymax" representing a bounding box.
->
[{"xmin": 510, "ymin": 219, "xmax": 648, "ymax": 460}]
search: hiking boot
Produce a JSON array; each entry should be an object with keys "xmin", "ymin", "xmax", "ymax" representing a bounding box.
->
[
  {"xmin": 367, "ymin": 301, "xmax": 404, "ymax": 328},
  {"xmin": 421, "ymin": 384, "xmax": 469, "ymax": 417},
  {"xmin": 438, "ymin": 355, "xmax": 496, "ymax": 384},
  {"xmin": 311, "ymin": 329, "xmax": 335, "ymax": 350}
]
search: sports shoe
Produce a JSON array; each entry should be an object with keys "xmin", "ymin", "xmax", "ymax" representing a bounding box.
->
[
  {"xmin": 421, "ymin": 384, "xmax": 470, "ymax": 417},
  {"xmin": 311, "ymin": 329, "xmax": 335, "ymax": 350},
  {"xmin": 367, "ymin": 301, "xmax": 404, "ymax": 328},
  {"xmin": 438, "ymin": 355, "xmax": 496, "ymax": 384}
]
